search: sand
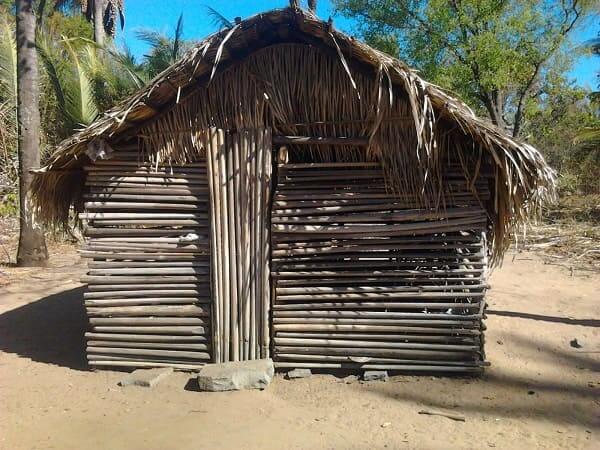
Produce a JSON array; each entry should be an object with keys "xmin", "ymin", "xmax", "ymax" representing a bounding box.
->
[{"xmin": 0, "ymin": 246, "xmax": 598, "ymax": 450}]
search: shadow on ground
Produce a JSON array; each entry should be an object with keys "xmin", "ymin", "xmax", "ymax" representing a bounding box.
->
[
  {"xmin": 0, "ymin": 286, "xmax": 88, "ymax": 370},
  {"xmin": 365, "ymin": 329, "xmax": 599, "ymax": 428},
  {"xmin": 487, "ymin": 309, "xmax": 600, "ymax": 327}
]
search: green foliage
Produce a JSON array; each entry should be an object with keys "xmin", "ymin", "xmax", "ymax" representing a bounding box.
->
[
  {"xmin": 0, "ymin": 11, "xmax": 17, "ymax": 197},
  {"xmin": 523, "ymin": 77, "xmax": 600, "ymax": 194},
  {"xmin": 37, "ymin": 36, "xmax": 99, "ymax": 134},
  {"xmin": 0, "ymin": 191, "xmax": 18, "ymax": 216},
  {"xmin": 333, "ymin": 0, "xmax": 595, "ymax": 136},
  {"xmin": 0, "ymin": 12, "xmax": 16, "ymax": 106},
  {"xmin": 136, "ymin": 14, "xmax": 195, "ymax": 78},
  {"xmin": 45, "ymin": 10, "xmax": 93, "ymax": 40}
]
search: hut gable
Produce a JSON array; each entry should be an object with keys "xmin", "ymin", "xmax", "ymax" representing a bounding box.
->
[{"xmin": 33, "ymin": 7, "xmax": 556, "ymax": 261}]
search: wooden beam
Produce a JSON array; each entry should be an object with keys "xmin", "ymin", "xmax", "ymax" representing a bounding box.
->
[{"xmin": 272, "ymin": 135, "xmax": 369, "ymax": 146}]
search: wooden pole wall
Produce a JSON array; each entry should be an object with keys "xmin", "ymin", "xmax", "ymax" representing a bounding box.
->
[
  {"xmin": 80, "ymin": 147, "xmax": 212, "ymax": 370},
  {"xmin": 207, "ymin": 128, "xmax": 273, "ymax": 362},
  {"xmin": 271, "ymin": 160, "xmax": 489, "ymax": 373}
]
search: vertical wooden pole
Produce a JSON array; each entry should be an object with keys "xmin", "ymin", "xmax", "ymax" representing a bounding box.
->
[
  {"xmin": 250, "ymin": 130, "xmax": 257, "ymax": 359},
  {"xmin": 206, "ymin": 129, "xmax": 222, "ymax": 363},
  {"xmin": 242, "ymin": 130, "xmax": 251, "ymax": 360},
  {"xmin": 262, "ymin": 128, "xmax": 272, "ymax": 358},
  {"xmin": 207, "ymin": 127, "xmax": 273, "ymax": 362},
  {"xmin": 233, "ymin": 133, "xmax": 243, "ymax": 361},
  {"xmin": 227, "ymin": 133, "xmax": 239, "ymax": 361},
  {"xmin": 219, "ymin": 131, "xmax": 230, "ymax": 362}
]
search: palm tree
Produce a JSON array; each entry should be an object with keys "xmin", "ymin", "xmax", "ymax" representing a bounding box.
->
[
  {"xmin": 136, "ymin": 14, "xmax": 191, "ymax": 78},
  {"xmin": 15, "ymin": 0, "xmax": 48, "ymax": 266},
  {"xmin": 38, "ymin": 35, "xmax": 146, "ymax": 136},
  {"xmin": 53, "ymin": 0, "xmax": 125, "ymax": 45}
]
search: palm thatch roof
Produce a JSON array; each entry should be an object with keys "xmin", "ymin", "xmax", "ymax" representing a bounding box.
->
[{"xmin": 32, "ymin": 6, "xmax": 556, "ymax": 262}]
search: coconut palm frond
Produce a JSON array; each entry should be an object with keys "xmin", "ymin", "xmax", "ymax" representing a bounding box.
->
[
  {"xmin": 37, "ymin": 34, "xmax": 69, "ymax": 127},
  {"xmin": 0, "ymin": 16, "xmax": 17, "ymax": 108},
  {"xmin": 38, "ymin": 35, "xmax": 98, "ymax": 132},
  {"xmin": 63, "ymin": 39, "xmax": 99, "ymax": 127},
  {"xmin": 136, "ymin": 16, "xmax": 193, "ymax": 78},
  {"xmin": 105, "ymin": 44, "xmax": 148, "ymax": 88},
  {"xmin": 172, "ymin": 14, "xmax": 184, "ymax": 63},
  {"xmin": 204, "ymin": 6, "xmax": 233, "ymax": 30}
]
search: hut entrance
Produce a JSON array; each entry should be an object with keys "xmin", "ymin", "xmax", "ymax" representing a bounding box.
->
[{"xmin": 206, "ymin": 128, "xmax": 273, "ymax": 362}]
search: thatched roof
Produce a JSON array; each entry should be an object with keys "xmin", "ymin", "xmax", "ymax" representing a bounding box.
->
[{"xmin": 32, "ymin": 6, "xmax": 556, "ymax": 262}]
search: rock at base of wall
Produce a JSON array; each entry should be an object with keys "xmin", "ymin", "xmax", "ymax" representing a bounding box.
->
[
  {"xmin": 119, "ymin": 367, "xmax": 174, "ymax": 388},
  {"xmin": 197, "ymin": 359, "xmax": 274, "ymax": 392},
  {"xmin": 286, "ymin": 368, "xmax": 312, "ymax": 379},
  {"xmin": 363, "ymin": 370, "xmax": 389, "ymax": 382}
]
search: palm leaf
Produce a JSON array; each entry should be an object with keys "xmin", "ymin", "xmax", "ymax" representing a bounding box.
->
[
  {"xmin": 63, "ymin": 38, "xmax": 99, "ymax": 127},
  {"xmin": 37, "ymin": 34, "xmax": 69, "ymax": 128},
  {"xmin": 172, "ymin": 14, "xmax": 184, "ymax": 63},
  {"xmin": 0, "ymin": 16, "xmax": 17, "ymax": 109},
  {"xmin": 204, "ymin": 6, "xmax": 233, "ymax": 30},
  {"xmin": 105, "ymin": 44, "xmax": 148, "ymax": 88}
]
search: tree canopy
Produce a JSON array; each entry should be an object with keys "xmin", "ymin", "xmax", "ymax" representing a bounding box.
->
[{"xmin": 333, "ymin": 0, "xmax": 596, "ymax": 138}]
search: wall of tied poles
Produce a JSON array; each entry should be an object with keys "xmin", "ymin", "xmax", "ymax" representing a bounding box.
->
[
  {"xmin": 79, "ymin": 128, "xmax": 273, "ymax": 369},
  {"xmin": 271, "ymin": 160, "xmax": 490, "ymax": 373},
  {"xmin": 79, "ymin": 132, "xmax": 490, "ymax": 373},
  {"xmin": 206, "ymin": 128, "xmax": 273, "ymax": 362},
  {"xmin": 80, "ymin": 147, "xmax": 212, "ymax": 370}
]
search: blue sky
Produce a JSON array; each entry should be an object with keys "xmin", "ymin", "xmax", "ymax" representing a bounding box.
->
[{"xmin": 117, "ymin": 0, "xmax": 598, "ymax": 89}]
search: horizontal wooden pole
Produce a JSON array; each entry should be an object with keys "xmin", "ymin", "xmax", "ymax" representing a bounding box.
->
[
  {"xmin": 85, "ymin": 332, "xmax": 207, "ymax": 342},
  {"xmin": 273, "ymin": 135, "xmax": 369, "ymax": 146}
]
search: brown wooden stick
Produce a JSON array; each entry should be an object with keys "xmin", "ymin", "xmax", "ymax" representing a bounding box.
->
[
  {"xmin": 418, "ymin": 410, "xmax": 466, "ymax": 422},
  {"xmin": 273, "ymin": 135, "xmax": 369, "ymax": 146}
]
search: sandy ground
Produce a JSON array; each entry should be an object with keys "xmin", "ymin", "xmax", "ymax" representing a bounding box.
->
[{"xmin": 0, "ymin": 246, "xmax": 598, "ymax": 450}]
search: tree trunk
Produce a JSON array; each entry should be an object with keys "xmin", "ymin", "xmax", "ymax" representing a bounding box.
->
[
  {"xmin": 93, "ymin": 0, "xmax": 106, "ymax": 46},
  {"xmin": 15, "ymin": 0, "xmax": 48, "ymax": 266},
  {"xmin": 481, "ymin": 91, "xmax": 507, "ymax": 132}
]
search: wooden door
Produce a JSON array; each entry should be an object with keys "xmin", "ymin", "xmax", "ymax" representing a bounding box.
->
[{"xmin": 206, "ymin": 128, "xmax": 273, "ymax": 362}]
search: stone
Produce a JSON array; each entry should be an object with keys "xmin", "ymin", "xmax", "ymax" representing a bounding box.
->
[
  {"xmin": 286, "ymin": 368, "xmax": 312, "ymax": 379},
  {"xmin": 119, "ymin": 367, "xmax": 173, "ymax": 388},
  {"xmin": 337, "ymin": 375, "xmax": 358, "ymax": 384},
  {"xmin": 197, "ymin": 359, "xmax": 274, "ymax": 392},
  {"xmin": 363, "ymin": 370, "xmax": 389, "ymax": 382}
]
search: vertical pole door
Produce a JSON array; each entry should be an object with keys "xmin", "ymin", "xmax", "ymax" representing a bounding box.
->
[{"xmin": 206, "ymin": 128, "xmax": 273, "ymax": 362}]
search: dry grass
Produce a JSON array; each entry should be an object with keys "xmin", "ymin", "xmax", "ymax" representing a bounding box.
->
[{"xmin": 519, "ymin": 195, "xmax": 600, "ymax": 273}]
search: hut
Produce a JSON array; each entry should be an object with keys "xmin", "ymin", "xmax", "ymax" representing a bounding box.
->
[{"xmin": 32, "ymin": 7, "xmax": 556, "ymax": 373}]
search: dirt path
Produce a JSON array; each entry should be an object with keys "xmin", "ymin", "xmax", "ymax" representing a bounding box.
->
[{"xmin": 0, "ymin": 247, "xmax": 598, "ymax": 449}]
